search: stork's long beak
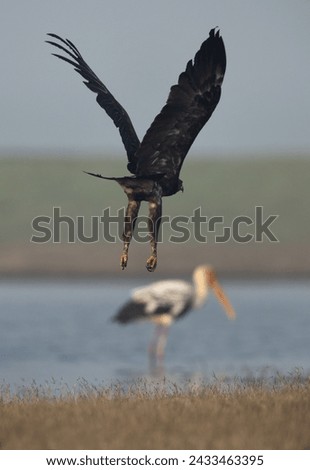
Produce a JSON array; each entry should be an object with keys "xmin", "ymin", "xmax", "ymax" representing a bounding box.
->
[{"xmin": 207, "ymin": 269, "xmax": 236, "ymax": 319}]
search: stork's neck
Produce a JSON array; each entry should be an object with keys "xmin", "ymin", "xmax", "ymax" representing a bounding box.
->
[{"xmin": 192, "ymin": 268, "xmax": 209, "ymax": 307}]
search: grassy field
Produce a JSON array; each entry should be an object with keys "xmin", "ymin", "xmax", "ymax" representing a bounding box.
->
[
  {"xmin": 1, "ymin": 376, "xmax": 310, "ymax": 450},
  {"xmin": 1, "ymin": 156, "xmax": 310, "ymax": 243},
  {"xmin": 0, "ymin": 156, "xmax": 310, "ymax": 276}
]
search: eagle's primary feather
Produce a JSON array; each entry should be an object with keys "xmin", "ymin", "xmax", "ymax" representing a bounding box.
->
[{"xmin": 46, "ymin": 33, "xmax": 140, "ymax": 167}]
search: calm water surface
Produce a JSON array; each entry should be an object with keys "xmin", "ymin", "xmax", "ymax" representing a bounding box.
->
[{"xmin": 0, "ymin": 278, "xmax": 309, "ymax": 389}]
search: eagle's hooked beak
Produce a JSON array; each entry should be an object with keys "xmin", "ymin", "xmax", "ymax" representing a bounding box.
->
[{"xmin": 206, "ymin": 269, "xmax": 236, "ymax": 319}]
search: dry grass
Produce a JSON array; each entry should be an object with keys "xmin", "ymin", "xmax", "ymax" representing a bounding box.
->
[{"xmin": 1, "ymin": 375, "xmax": 310, "ymax": 450}]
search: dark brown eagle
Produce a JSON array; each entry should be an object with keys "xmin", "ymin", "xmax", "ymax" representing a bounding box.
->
[{"xmin": 46, "ymin": 29, "xmax": 226, "ymax": 272}]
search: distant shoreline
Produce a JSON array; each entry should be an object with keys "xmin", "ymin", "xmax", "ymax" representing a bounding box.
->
[{"xmin": 1, "ymin": 242, "xmax": 309, "ymax": 279}]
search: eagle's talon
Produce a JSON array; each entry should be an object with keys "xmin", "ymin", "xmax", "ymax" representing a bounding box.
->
[
  {"xmin": 146, "ymin": 256, "xmax": 157, "ymax": 272},
  {"xmin": 120, "ymin": 254, "xmax": 128, "ymax": 270}
]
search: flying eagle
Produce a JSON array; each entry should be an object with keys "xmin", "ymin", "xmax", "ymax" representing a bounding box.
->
[
  {"xmin": 113, "ymin": 265, "xmax": 235, "ymax": 369},
  {"xmin": 46, "ymin": 29, "xmax": 226, "ymax": 271}
]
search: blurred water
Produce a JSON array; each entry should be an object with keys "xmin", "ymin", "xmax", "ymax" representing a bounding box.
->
[{"xmin": 0, "ymin": 278, "xmax": 309, "ymax": 390}]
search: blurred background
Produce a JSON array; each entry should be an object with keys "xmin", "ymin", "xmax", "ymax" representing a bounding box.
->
[
  {"xmin": 1, "ymin": 0, "xmax": 309, "ymax": 278},
  {"xmin": 0, "ymin": 0, "xmax": 309, "ymax": 386}
]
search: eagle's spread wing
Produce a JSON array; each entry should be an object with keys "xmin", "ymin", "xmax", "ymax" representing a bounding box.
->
[
  {"xmin": 46, "ymin": 34, "xmax": 140, "ymax": 172},
  {"xmin": 134, "ymin": 29, "xmax": 226, "ymax": 179}
]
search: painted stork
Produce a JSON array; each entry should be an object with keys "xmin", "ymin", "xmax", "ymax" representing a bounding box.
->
[
  {"xmin": 46, "ymin": 29, "xmax": 226, "ymax": 272},
  {"xmin": 113, "ymin": 265, "xmax": 235, "ymax": 367}
]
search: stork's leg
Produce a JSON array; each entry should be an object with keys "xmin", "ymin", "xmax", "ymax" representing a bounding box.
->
[
  {"xmin": 146, "ymin": 199, "xmax": 162, "ymax": 272},
  {"xmin": 148, "ymin": 324, "xmax": 170, "ymax": 371},
  {"xmin": 121, "ymin": 199, "xmax": 141, "ymax": 269}
]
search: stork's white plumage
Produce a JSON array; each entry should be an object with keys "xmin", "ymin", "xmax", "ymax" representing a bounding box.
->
[{"xmin": 113, "ymin": 265, "xmax": 235, "ymax": 367}]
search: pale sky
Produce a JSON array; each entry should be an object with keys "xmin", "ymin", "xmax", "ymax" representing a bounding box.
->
[{"xmin": 1, "ymin": 0, "xmax": 310, "ymax": 158}]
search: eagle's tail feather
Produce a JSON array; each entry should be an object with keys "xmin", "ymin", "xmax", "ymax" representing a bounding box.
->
[{"xmin": 83, "ymin": 171, "xmax": 121, "ymax": 181}]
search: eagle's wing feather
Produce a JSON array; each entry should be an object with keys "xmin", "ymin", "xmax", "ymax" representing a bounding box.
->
[
  {"xmin": 135, "ymin": 29, "xmax": 226, "ymax": 179},
  {"xmin": 46, "ymin": 33, "xmax": 140, "ymax": 172}
]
